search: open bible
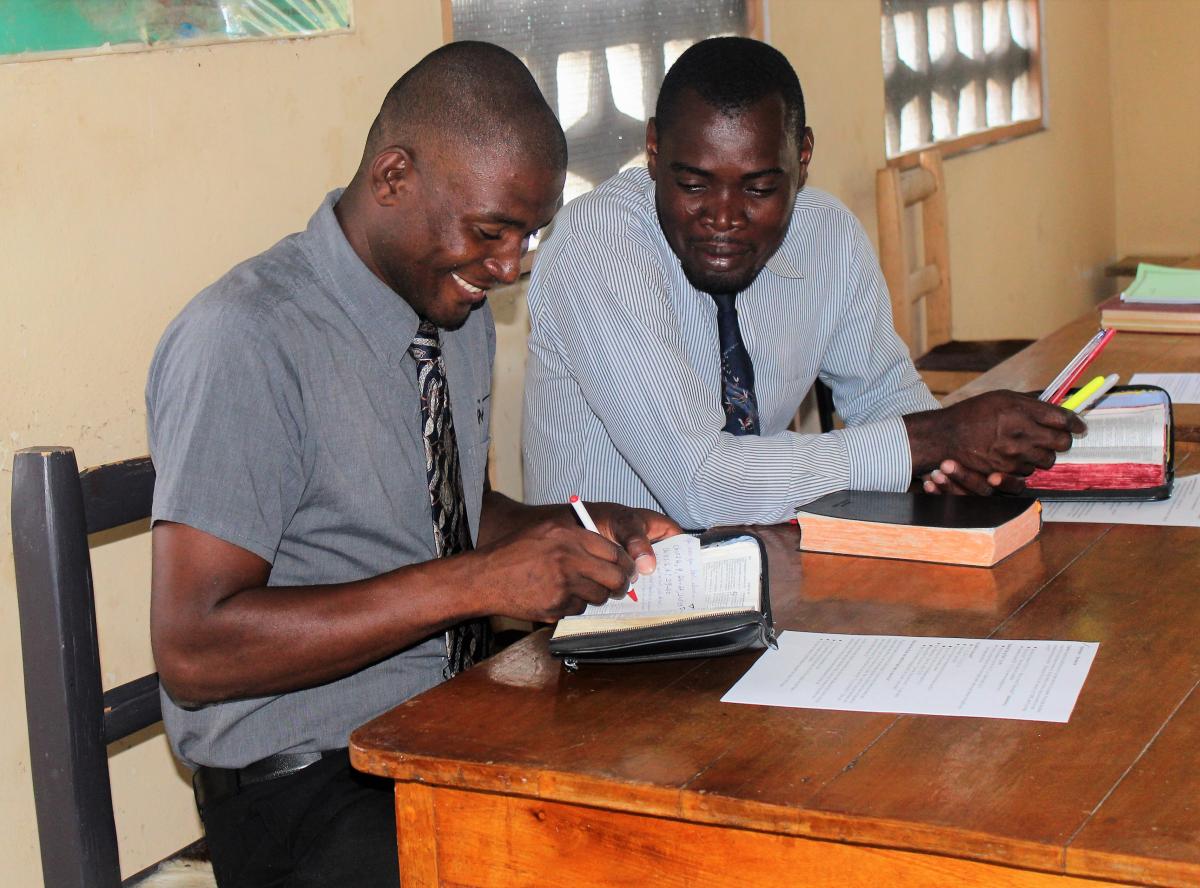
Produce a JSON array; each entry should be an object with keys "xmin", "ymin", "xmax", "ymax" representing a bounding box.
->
[
  {"xmin": 549, "ymin": 531, "xmax": 773, "ymax": 667},
  {"xmin": 1026, "ymin": 386, "xmax": 1174, "ymax": 500}
]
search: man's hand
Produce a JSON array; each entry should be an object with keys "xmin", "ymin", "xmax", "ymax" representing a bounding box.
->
[
  {"xmin": 473, "ymin": 493, "xmax": 682, "ymax": 621},
  {"xmin": 585, "ymin": 501, "xmax": 681, "ymax": 576},
  {"xmin": 467, "ymin": 503, "xmax": 681, "ymax": 623},
  {"xmin": 920, "ymin": 459, "xmax": 1023, "ymax": 495},
  {"xmin": 906, "ymin": 390, "xmax": 1085, "ymax": 494}
]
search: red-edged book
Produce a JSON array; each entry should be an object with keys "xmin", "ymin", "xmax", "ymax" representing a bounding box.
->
[
  {"xmin": 1098, "ymin": 295, "xmax": 1200, "ymax": 334},
  {"xmin": 1026, "ymin": 386, "xmax": 1174, "ymax": 501}
]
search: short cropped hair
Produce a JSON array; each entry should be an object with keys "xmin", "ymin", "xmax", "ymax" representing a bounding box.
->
[
  {"xmin": 655, "ymin": 37, "xmax": 806, "ymax": 143},
  {"xmin": 365, "ymin": 40, "xmax": 566, "ymax": 171}
]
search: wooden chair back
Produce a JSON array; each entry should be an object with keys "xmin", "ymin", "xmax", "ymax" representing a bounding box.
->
[
  {"xmin": 11, "ymin": 446, "xmax": 197, "ymax": 887},
  {"xmin": 876, "ymin": 148, "xmax": 951, "ymax": 360}
]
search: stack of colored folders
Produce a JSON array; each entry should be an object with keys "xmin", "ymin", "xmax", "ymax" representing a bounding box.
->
[{"xmin": 1100, "ymin": 263, "xmax": 1200, "ymax": 334}]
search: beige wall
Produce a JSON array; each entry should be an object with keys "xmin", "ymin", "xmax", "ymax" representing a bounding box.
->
[
  {"xmin": 773, "ymin": 0, "xmax": 1119, "ymax": 342},
  {"xmin": 1110, "ymin": 0, "xmax": 1200, "ymax": 257},
  {"xmin": 0, "ymin": 0, "xmax": 1166, "ymax": 883},
  {"xmin": 0, "ymin": 2, "xmax": 444, "ymax": 881},
  {"xmin": 947, "ymin": 0, "xmax": 1118, "ymax": 337}
]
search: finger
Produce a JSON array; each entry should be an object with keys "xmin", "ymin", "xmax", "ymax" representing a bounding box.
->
[
  {"xmin": 988, "ymin": 472, "xmax": 1027, "ymax": 494},
  {"xmin": 927, "ymin": 469, "xmax": 974, "ymax": 496},
  {"xmin": 942, "ymin": 464, "xmax": 994, "ymax": 496},
  {"xmin": 552, "ymin": 596, "xmax": 589, "ymax": 620},
  {"xmin": 593, "ymin": 504, "xmax": 677, "ymax": 575},
  {"xmin": 569, "ymin": 565, "xmax": 631, "ymax": 605},
  {"xmin": 1021, "ymin": 426, "xmax": 1076, "ymax": 454},
  {"xmin": 1033, "ymin": 402, "xmax": 1087, "ymax": 434},
  {"xmin": 638, "ymin": 508, "xmax": 683, "ymax": 541},
  {"xmin": 573, "ymin": 534, "xmax": 642, "ymax": 591},
  {"xmin": 574, "ymin": 529, "xmax": 638, "ymax": 583},
  {"xmin": 1029, "ymin": 447, "xmax": 1058, "ymax": 471}
]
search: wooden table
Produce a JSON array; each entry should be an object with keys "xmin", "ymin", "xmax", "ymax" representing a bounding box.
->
[
  {"xmin": 946, "ymin": 254, "xmax": 1200, "ymax": 440},
  {"xmin": 352, "ymin": 452, "xmax": 1200, "ymax": 887}
]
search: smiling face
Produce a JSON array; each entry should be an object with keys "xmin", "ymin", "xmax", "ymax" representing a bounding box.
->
[
  {"xmin": 647, "ymin": 89, "xmax": 813, "ymax": 296},
  {"xmin": 367, "ymin": 144, "xmax": 564, "ymax": 329}
]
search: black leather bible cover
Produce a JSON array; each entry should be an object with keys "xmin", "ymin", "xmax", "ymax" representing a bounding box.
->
[{"xmin": 548, "ymin": 530, "xmax": 774, "ymax": 668}]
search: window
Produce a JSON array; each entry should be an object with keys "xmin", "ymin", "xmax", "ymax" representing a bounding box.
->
[
  {"xmin": 881, "ymin": 0, "xmax": 1043, "ymax": 161},
  {"xmin": 449, "ymin": 1, "xmax": 761, "ymax": 207}
]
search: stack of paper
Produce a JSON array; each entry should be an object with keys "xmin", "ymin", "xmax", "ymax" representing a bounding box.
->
[{"xmin": 1122, "ymin": 263, "xmax": 1200, "ymax": 304}]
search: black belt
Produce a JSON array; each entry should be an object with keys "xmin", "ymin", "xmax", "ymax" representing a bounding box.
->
[{"xmin": 193, "ymin": 749, "xmax": 342, "ymax": 810}]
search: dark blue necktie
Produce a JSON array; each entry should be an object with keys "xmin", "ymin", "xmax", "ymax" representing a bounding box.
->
[
  {"xmin": 410, "ymin": 321, "xmax": 492, "ymax": 677},
  {"xmin": 713, "ymin": 293, "xmax": 760, "ymax": 435}
]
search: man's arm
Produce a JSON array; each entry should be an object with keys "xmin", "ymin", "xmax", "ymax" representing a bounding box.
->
[
  {"xmin": 904, "ymin": 390, "xmax": 1085, "ymax": 494},
  {"xmin": 151, "ymin": 494, "xmax": 679, "ymax": 706}
]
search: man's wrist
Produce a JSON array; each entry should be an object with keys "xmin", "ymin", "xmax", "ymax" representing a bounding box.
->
[{"xmin": 902, "ymin": 408, "xmax": 946, "ymax": 476}]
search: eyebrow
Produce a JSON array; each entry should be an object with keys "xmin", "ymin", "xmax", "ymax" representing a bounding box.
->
[
  {"xmin": 669, "ymin": 162, "xmax": 785, "ymax": 180},
  {"xmin": 477, "ymin": 212, "xmax": 528, "ymax": 228}
]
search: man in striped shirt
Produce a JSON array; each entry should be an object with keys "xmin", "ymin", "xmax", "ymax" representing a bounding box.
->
[{"xmin": 523, "ymin": 37, "xmax": 1082, "ymax": 529}]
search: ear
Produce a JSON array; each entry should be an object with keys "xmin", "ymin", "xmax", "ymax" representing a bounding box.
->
[
  {"xmin": 796, "ymin": 127, "xmax": 815, "ymax": 189},
  {"xmin": 369, "ymin": 146, "xmax": 414, "ymax": 206},
  {"xmin": 645, "ymin": 118, "xmax": 660, "ymax": 180}
]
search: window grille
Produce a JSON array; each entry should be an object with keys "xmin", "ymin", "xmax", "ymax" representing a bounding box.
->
[
  {"xmin": 881, "ymin": 0, "xmax": 1042, "ymax": 159},
  {"xmin": 450, "ymin": 1, "xmax": 758, "ymax": 206}
]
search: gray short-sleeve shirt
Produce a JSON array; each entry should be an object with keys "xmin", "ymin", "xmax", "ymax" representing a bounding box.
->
[{"xmin": 147, "ymin": 190, "xmax": 495, "ymax": 769}]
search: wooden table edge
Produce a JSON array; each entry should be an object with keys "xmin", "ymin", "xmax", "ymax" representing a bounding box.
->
[
  {"xmin": 351, "ymin": 744, "xmax": 1134, "ymax": 881},
  {"xmin": 1066, "ymin": 844, "xmax": 1200, "ymax": 887}
]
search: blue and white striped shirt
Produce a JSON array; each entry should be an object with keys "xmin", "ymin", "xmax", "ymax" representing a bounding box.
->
[{"xmin": 522, "ymin": 168, "xmax": 938, "ymax": 528}]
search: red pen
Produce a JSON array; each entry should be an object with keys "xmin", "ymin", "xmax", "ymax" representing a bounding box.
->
[
  {"xmin": 569, "ymin": 495, "xmax": 638, "ymax": 602},
  {"xmin": 1041, "ymin": 328, "xmax": 1117, "ymax": 405}
]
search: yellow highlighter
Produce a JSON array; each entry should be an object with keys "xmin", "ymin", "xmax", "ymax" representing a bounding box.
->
[{"xmin": 1060, "ymin": 374, "xmax": 1109, "ymax": 412}]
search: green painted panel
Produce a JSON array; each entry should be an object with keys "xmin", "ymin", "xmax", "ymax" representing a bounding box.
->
[{"xmin": 0, "ymin": 0, "xmax": 352, "ymax": 57}]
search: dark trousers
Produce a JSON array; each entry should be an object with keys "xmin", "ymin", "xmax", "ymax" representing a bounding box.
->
[{"xmin": 195, "ymin": 750, "xmax": 400, "ymax": 888}]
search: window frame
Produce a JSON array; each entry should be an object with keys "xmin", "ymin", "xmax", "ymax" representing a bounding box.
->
[{"xmin": 883, "ymin": 0, "xmax": 1045, "ymax": 170}]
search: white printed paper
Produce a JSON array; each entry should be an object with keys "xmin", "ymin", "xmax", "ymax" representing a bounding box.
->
[
  {"xmin": 1129, "ymin": 373, "xmax": 1200, "ymax": 404},
  {"xmin": 1041, "ymin": 473, "xmax": 1200, "ymax": 526},
  {"xmin": 722, "ymin": 631, "xmax": 1098, "ymax": 723}
]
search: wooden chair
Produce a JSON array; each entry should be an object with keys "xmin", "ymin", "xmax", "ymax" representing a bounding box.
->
[
  {"xmin": 12, "ymin": 446, "xmax": 210, "ymax": 888},
  {"xmin": 876, "ymin": 148, "xmax": 1033, "ymax": 398}
]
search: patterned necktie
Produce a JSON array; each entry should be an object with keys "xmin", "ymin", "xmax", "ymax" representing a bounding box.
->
[
  {"xmin": 410, "ymin": 321, "xmax": 492, "ymax": 677},
  {"xmin": 713, "ymin": 293, "xmax": 760, "ymax": 435}
]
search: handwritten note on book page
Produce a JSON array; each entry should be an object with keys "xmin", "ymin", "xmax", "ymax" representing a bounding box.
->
[
  {"xmin": 723, "ymin": 631, "xmax": 1097, "ymax": 723},
  {"xmin": 575, "ymin": 534, "xmax": 759, "ymax": 618}
]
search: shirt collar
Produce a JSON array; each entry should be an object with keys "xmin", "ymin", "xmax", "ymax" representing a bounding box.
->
[
  {"xmin": 302, "ymin": 189, "xmax": 420, "ymax": 368},
  {"xmin": 765, "ymin": 244, "xmax": 805, "ymax": 280}
]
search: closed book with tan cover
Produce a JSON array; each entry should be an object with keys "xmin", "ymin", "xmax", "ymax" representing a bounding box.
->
[
  {"xmin": 795, "ymin": 491, "xmax": 1041, "ymax": 567},
  {"xmin": 1099, "ymin": 295, "xmax": 1200, "ymax": 334}
]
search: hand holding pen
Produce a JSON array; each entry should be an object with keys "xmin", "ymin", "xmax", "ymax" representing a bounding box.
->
[{"xmin": 571, "ymin": 495, "xmax": 639, "ymax": 601}]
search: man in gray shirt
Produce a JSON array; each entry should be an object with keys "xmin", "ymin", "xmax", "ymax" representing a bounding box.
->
[{"xmin": 147, "ymin": 42, "xmax": 676, "ymax": 887}]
